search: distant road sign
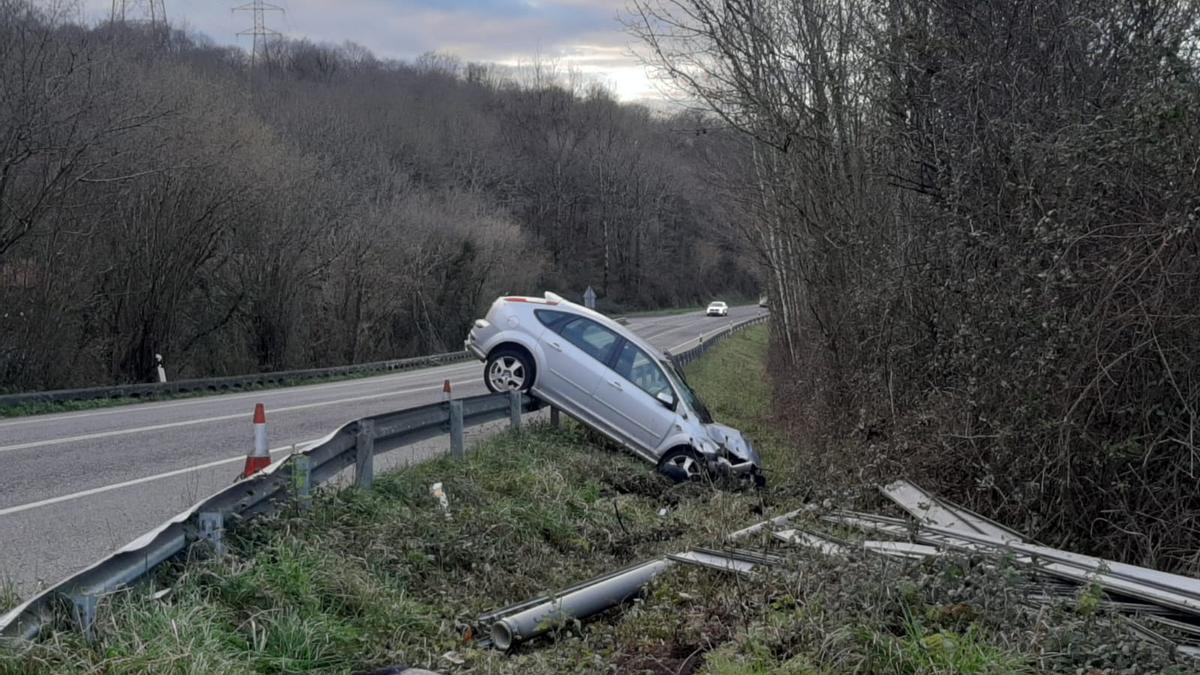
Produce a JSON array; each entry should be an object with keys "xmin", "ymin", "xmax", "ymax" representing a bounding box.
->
[{"xmin": 583, "ymin": 286, "xmax": 597, "ymax": 309}]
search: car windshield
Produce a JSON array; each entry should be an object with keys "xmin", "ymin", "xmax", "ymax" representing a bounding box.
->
[{"xmin": 661, "ymin": 359, "xmax": 714, "ymax": 424}]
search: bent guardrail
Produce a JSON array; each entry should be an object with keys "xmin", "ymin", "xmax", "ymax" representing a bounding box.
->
[
  {"xmin": 0, "ymin": 351, "xmax": 472, "ymax": 409},
  {"xmin": 0, "ymin": 390, "xmax": 540, "ymax": 641}
]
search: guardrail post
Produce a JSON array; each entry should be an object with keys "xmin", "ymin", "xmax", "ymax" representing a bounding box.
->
[
  {"xmin": 449, "ymin": 400, "xmax": 464, "ymax": 459},
  {"xmin": 550, "ymin": 406, "xmax": 561, "ymax": 428},
  {"xmin": 198, "ymin": 511, "xmax": 226, "ymax": 558},
  {"xmin": 509, "ymin": 390, "xmax": 522, "ymax": 430},
  {"xmin": 70, "ymin": 594, "xmax": 97, "ymax": 641},
  {"xmin": 355, "ymin": 419, "xmax": 375, "ymax": 489},
  {"xmin": 292, "ymin": 455, "xmax": 312, "ymax": 510}
]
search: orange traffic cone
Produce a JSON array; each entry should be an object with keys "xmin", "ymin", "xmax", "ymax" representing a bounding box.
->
[{"xmin": 242, "ymin": 403, "xmax": 271, "ymax": 477}]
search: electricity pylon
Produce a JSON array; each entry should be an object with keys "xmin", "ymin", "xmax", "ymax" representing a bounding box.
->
[
  {"xmin": 234, "ymin": 1, "xmax": 284, "ymax": 69},
  {"xmin": 110, "ymin": 0, "xmax": 167, "ymax": 28}
]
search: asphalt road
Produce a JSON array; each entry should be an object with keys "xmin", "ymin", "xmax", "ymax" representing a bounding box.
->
[{"xmin": 0, "ymin": 304, "xmax": 764, "ymax": 597}]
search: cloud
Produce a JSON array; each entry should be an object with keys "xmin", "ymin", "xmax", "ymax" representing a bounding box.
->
[{"xmin": 78, "ymin": 0, "xmax": 659, "ymax": 100}]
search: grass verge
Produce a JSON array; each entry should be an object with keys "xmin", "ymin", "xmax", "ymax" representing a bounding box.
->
[{"xmin": 0, "ymin": 327, "xmax": 1187, "ymax": 674}]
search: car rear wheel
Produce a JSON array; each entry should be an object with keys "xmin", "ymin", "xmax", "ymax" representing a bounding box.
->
[
  {"xmin": 485, "ymin": 348, "xmax": 534, "ymax": 393},
  {"xmin": 659, "ymin": 447, "xmax": 706, "ymax": 483}
]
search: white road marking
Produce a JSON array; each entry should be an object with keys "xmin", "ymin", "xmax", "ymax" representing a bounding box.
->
[
  {"xmin": 0, "ymin": 379, "xmax": 477, "ymax": 455},
  {"xmin": 0, "ymin": 363, "xmax": 480, "ymax": 429},
  {"xmin": 640, "ymin": 321, "xmax": 701, "ymax": 341},
  {"xmin": 0, "ymin": 445, "xmax": 299, "ymax": 517}
]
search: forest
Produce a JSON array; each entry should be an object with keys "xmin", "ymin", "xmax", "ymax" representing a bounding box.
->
[
  {"xmin": 0, "ymin": 0, "xmax": 757, "ymax": 391},
  {"xmin": 631, "ymin": 0, "xmax": 1200, "ymax": 570}
]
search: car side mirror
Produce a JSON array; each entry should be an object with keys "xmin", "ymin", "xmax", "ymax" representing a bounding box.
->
[{"xmin": 656, "ymin": 391, "xmax": 676, "ymax": 410}]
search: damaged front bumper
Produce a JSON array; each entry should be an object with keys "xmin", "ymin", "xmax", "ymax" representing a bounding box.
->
[
  {"xmin": 699, "ymin": 429, "xmax": 765, "ymax": 487},
  {"xmin": 711, "ymin": 455, "xmax": 757, "ymax": 475},
  {"xmin": 709, "ymin": 455, "xmax": 767, "ymax": 487}
]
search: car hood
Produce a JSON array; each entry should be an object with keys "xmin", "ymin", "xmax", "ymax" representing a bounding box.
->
[{"xmin": 705, "ymin": 423, "xmax": 761, "ymax": 467}]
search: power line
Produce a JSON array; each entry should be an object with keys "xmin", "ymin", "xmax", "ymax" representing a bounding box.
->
[
  {"xmin": 110, "ymin": 0, "xmax": 167, "ymax": 29},
  {"xmin": 233, "ymin": 1, "xmax": 284, "ymax": 70}
]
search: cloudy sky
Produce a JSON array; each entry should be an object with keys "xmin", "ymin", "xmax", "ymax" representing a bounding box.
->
[{"xmin": 79, "ymin": 0, "xmax": 663, "ymax": 102}]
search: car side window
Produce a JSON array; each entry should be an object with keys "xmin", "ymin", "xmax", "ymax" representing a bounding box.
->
[
  {"xmin": 614, "ymin": 342, "xmax": 672, "ymax": 400},
  {"xmin": 535, "ymin": 309, "xmax": 571, "ymax": 331},
  {"xmin": 559, "ymin": 317, "xmax": 620, "ymax": 363}
]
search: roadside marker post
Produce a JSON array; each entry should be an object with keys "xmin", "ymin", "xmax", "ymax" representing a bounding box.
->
[
  {"xmin": 443, "ymin": 379, "xmax": 452, "ymax": 401},
  {"xmin": 550, "ymin": 406, "xmax": 561, "ymax": 428},
  {"xmin": 241, "ymin": 403, "xmax": 271, "ymax": 478}
]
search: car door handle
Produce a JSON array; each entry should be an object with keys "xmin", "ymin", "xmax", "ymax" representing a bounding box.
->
[
  {"xmin": 608, "ymin": 380, "xmax": 623, "ymax": 391},
  {"xmin": 549, "ymin": 341, "xmax": 563, "ymax": 352}
]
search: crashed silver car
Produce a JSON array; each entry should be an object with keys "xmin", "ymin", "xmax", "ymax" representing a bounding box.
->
[{"xmin": 465, "ymin": 292, "xmax": 763, "ymax": 485}]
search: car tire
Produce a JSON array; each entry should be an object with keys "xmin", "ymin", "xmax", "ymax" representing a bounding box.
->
[
  {"xmin": 658, "ymin": 447, "xmax": 707, "ymax": 483},
  {"xmin": 484, "ymin": 348, "xmax": 535, "ymax": 393}
]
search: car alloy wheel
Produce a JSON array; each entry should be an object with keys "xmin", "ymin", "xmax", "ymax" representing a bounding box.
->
[
  {"xmin": 660, "ymin": 448, "xmax": 706, "ymax": 482},
  {"xmin": 486, "ymin": 353, "xmax": 528, "ymax": 391},
  {"xmin": 668, "ymin": 453, "xmax": 701, "ymax": 478}
]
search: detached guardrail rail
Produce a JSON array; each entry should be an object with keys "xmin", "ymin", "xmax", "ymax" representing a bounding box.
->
[
  {"xmin": 0, "ymin": 350, "xmax": 472, "ymax": 409},
  {"xmin": 0, "ymin": 390, "xmax": 540, "ymax": 641}
]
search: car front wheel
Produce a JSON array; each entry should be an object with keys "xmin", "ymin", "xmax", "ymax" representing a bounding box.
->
[
  {"xmin": 658, "ymin": 447, "xmax": 707, "ymax": 483},
  {"xmin": 485, "ymin": 348, "xmax": 535, "ymax": 393}
]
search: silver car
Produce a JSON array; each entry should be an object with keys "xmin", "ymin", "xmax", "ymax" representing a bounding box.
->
[{"xmin": 465, "ymin": 292, "xmax": 763, "ymax": 484}]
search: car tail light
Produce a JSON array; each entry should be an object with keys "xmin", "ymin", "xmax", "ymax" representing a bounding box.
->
[{"xmin": 503, "ymin": 296, "xmax": 559, "ymax": 305}]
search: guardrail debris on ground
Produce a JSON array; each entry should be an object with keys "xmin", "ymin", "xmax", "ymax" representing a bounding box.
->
[{"xmin": 475, "ymin": 479, "xmax": 1200, "ymax": 659}]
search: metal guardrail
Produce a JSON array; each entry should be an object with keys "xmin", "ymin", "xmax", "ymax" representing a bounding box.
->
[
  {"xmin": 667, "ymin": 315, "xmax": 769, "ymax": 368},
  {"xmin": 0, "ymin": 351, "xmax": 473, "ymax": 409},
  {"xmin": 0, "ymin": 390, "xmax": 541, "ymax": 641}
]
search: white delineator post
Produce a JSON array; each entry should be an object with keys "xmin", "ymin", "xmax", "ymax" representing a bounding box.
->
[
  {"xmin": 242, "ymin": 403, "xmax": 271, "ymax": 477},
  {"xmin": 155, "ymin": 353, "xmax": 167, "ymax": 383}
]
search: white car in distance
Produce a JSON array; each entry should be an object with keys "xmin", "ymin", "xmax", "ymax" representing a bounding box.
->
[
  {"xmin": 464, "ymin": 292, "xmax": 763, "ymax": 485},
  {"xmin": 706, "ymin": 301, "xmax": 729, "ymax": 317}
]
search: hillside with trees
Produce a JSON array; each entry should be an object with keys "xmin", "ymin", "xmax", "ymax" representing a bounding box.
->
[
  {"xmin": 0, "ymin": 0, "xmax": 756, "ymax": 391},
  {"xmin": 632, "ymin": 0, "xmax": 1200, "ymax": 571}
]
